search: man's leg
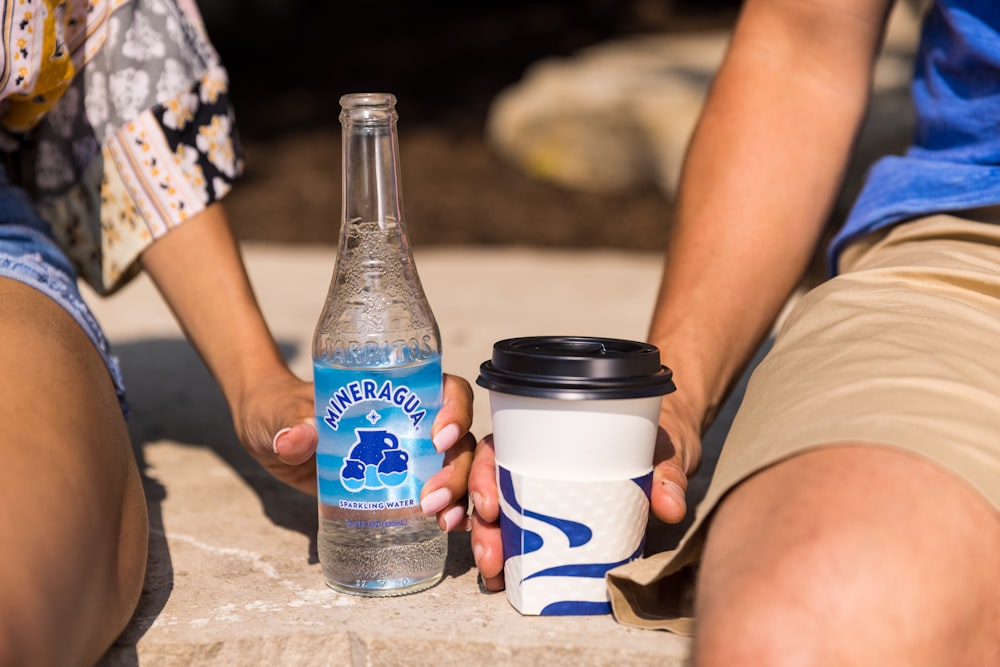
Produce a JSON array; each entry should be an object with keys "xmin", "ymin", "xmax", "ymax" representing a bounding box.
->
[
  {"xmin": 692, "ymin": 444, "xmax": 999, "ymax": 666},
  {"xmin": 0, "ymin": 279, "xmax": 148, "ymax": 665}
]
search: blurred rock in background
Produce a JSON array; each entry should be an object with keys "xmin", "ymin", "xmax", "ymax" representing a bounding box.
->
[
  {"xmin": 486, "ymin": 0, "xmax": 923, "ymax": 215},
  {"xmin": 201, "ymin": 0, "xmax": 924, "ymax": 260},
  {"xmin": 201, "ymin": 1, "xmax": 738, "ymax": 251}
]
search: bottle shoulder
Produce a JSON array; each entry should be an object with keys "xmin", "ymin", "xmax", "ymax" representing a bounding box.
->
[{"xmin": 312, "ymin": 322, "xmax": 441, "ymax": 368}]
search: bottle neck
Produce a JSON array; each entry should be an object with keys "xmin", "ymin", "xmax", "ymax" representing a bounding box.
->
[{"xmin": 340, "ymin": 94, "xmax": 404, "ymax": 227}]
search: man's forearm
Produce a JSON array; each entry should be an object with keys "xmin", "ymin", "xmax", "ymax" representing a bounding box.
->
[{"xmin": 649, "ymin": 0, "xmax": 894, "ymax": 430}]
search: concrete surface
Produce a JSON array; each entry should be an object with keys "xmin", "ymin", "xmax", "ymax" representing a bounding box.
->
[{"xmin": 86, "ymin": 243, "xmax": 749, "ymax": 667}]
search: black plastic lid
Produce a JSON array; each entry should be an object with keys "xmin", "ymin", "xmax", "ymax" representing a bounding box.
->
[{"xmin": 476, "ymin": 336, "xmax": 676, "ymax": 400}]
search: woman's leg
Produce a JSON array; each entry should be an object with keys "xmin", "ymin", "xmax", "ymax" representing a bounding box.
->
[{"xmin": 0, "ymin": 278, "xmax": 148, "ymax": 665}]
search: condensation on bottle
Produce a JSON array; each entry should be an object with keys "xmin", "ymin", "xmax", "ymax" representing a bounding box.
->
[{"xmin": 312, "ymin": 92, "xmax": 446, "ymax": 596}]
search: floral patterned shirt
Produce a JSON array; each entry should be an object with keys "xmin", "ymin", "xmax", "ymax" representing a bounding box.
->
[{"xmin": 0, "ymin": 0, "xmax": 243, "ymax": 295}]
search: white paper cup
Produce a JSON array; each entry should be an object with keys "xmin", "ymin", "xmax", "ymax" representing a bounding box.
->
[{"xmin": 477, "ymin": 336, "xmax": 675, "ymax": 616}]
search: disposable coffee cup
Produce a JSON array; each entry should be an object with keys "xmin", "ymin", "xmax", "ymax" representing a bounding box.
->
[{"xmin": 476, "ymin": 336, "xmax": 676, "ymax": 616}]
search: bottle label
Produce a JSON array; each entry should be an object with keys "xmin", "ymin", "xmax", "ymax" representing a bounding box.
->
[{"xmin": 313, "ymin": 357, "xmax": 443, "ymax": 509}]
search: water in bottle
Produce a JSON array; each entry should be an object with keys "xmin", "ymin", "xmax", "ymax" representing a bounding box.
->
[{"xmin": 312, "ymin": 92, "xmax": 447, "ymax": 596}]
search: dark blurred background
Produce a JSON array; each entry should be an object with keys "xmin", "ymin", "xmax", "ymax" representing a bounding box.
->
[{"xmin": 201, "ymin": 0, "xmax": 741, "ymax": 250}]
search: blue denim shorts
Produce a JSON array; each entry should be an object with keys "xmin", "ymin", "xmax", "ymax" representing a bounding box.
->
[{"xmin": 0, "ymin": 171, "xmax": 127, "ymax": 414}]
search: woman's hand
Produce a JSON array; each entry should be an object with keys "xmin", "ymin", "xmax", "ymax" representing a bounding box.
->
[
  {"xmin": 418, "ymin": 373, "xmax": 476, "ymax": 533},
  {"xmin": 141, "ymin": 203, "xmax": 476, "ymax": 526},
  {"xmin": 232, "ymin": 366, "xmax": 318, "ymax": 496},
  {"xmin": 235, "ymin": 370, "xmax": 476, "ymax": 532}
]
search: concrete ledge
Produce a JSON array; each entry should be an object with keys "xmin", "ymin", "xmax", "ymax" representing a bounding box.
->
[{"xmin": 90, "ymin": 245, "xmax": 709, "ymax": 666}]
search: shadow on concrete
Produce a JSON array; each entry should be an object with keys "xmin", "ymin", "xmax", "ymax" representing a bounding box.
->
[
  {"xmin": 104, "ymin": 337, "xmax": 317, "ymax": 659},
  {"xmin": 445, "ymin": 530, "xmax": 476, "ymax": 582},
  {"xmin": 102, "ymin": 330, "xmax": 771, "ymax": 661},
  {"xmin": 116, "ymin": 336, "xmax": 319, "ymax": 533},
  {"xmin": 105, "ymin": 335, "xmax": 478, "ymax": 657}
]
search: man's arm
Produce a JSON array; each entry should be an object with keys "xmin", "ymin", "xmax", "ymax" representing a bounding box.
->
[
  {"xmin": 648, "ymin": 0, "xmax": 898, "ymax": 522},
  {"xmin": 469, "ymin": 0, "xmax": 898, "ymax": 590}
]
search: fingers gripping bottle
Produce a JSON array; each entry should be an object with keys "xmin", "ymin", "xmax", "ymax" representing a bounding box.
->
[{"xmin": 312, "ymin": 93, "xmax": 446, "ymax": 596}]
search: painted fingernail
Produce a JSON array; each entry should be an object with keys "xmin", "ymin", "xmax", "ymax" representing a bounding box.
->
[
  {"xmin": 442, "ymin": 504, "xmax": 467, "ymax": 532},
  {"xmin": 420, "ymin": 487, "xmax": 452, "ymax": 516},
  {"xmin": 432, "ymin": 423, "xmax": 460, "ymax": 453},
  {"xmin": 272, "ymin": 427, "xmax": 293, "ymax": 455}
]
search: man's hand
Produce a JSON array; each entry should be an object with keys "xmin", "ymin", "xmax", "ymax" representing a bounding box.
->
[{"xmin": 649, "ymin": 401, "xmax": 703, "ymax": 525}]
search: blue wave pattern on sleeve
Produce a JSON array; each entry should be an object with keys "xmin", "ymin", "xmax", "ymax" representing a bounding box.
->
[
  {"xmin": 498, "ymin": 466, "xmax": 544, "ymax": 557},
  {"xmin": 525, "ymin": 541, "xmax": 645, "ymax": 581},
  {"xmin": 530, "ymin": 511, "xmax": 590, "ymax": 548},
  {"xmin": 634, "ymin": 467, "xmax": 654, "ymax": 498},
  {"xmin": 539, "ymin": 601, "xmax": 615, "ymax": 616},
  {"xmin": 498, "ymin": 465, "xmax": 523, "ymax": 513},
  {"xmin": 499, "ymin": 466, "xmax": 594, "ymax": 553},
  {"xmin": 499, "ymin": 466, "xmax": 654, "ymax": 615}
]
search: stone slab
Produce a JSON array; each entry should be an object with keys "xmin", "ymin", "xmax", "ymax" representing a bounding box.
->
[{"xmin": 88, "ymin": 244, "xmax": 717, "ymax": 666}]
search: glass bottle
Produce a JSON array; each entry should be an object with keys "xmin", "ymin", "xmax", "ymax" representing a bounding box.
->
[{"xmin": 312, "ymin": 92, "xmax": 446, "ymax": 596}]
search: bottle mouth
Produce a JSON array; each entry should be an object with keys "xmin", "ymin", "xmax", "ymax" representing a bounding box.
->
[{"xmin": 340, "ymin": 93, "xmax": 397, "ymax": 124}]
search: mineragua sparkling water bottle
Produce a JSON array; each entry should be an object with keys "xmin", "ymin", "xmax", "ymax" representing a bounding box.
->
[{"xmin": 312, "ymin": 92, "xmax": 446, "ymax": 596}]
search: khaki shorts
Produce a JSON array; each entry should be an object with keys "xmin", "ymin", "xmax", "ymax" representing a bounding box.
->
[{"xmin": 607, "ymin": 212, "xmax": 1000, "ymax": 633}]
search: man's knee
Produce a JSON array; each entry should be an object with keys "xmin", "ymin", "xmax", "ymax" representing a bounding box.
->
[
  {"xmin": 690, "ymin": 445, "xmax": 1000, "ymax": 666},
  {"xmin": 692, "ymin": 516, "xmax": 869, "ymax": 665}
]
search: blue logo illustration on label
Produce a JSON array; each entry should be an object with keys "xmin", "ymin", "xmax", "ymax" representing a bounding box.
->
[
  {"xmin": 340, "ymin": 429, "xmax": 409, "ymax": 491},
  {"xmin": 314, "ymin": 358, "xmax": 442, "ymax": 509}
]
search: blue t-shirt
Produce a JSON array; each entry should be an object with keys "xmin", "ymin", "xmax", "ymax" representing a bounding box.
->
[{"xmin": 829, "ymin": 0, "xmax": 1000, "ymax": 273}]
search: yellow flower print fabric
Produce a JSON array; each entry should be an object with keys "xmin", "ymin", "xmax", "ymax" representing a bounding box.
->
[{"xmin": 0, "ymin": 0, "xmax": 244, "ymax": 295}]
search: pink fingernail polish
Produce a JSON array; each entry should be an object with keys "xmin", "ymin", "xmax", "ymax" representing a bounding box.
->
[
  {"xmin": 432, "ymin": 423, "xmax": 460, "ymax": 453},
  {"xmin": 442, "ymin": 504, "xmax": 467, "ymax": 532},
  {"xmin": 420, "ymin": 487, "xmax": 452, "ymax": 516},
  {"xmin": 272, "ymin": 427, "xmax": 293, "ymax": 454}
]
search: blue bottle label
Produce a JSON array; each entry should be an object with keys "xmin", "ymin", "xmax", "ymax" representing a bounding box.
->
[{"xmin": 314, "ymin": 358, "xmax": 443, "ymax": 509}]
